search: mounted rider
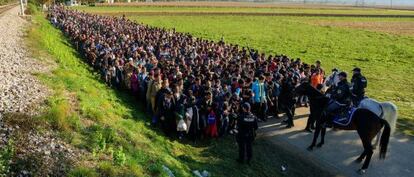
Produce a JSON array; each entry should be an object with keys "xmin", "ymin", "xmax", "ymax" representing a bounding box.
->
[
  {"xmin": 326, "ymin": 72, "xmax": 352, "ymax": 116},
  {"xmin": 351, "ymin": 67, "xmax": 367, "ymax": 106}
]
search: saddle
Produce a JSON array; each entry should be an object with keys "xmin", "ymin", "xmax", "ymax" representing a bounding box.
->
[
  {"xmin": 324, "ymin": 100, "xmax": 354, "ymax": 127},
  {"xmin": 332, "ymin": 107, "xmax": 357, "ymax": 126}
]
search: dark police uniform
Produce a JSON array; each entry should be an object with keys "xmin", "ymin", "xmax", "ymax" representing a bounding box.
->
[
  {"xmin": 237, "ymin": 111, "xmax": 258, "ymax": 164},
  {"xmin": 327, "ymin": 79, "xmax": 351, "ymax": 114},
  {"xmin": 332, "ymin": 80, "xmax": 352, "ymax": 105},
  {"xmin": 351, "ymin": 73, "xmax": 367, "ymax": 106}
]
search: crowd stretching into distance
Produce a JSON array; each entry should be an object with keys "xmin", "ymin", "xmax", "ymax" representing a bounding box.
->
[{"xmin": 48, "ymin": 6, "xmax": 339, "ymax": 142}]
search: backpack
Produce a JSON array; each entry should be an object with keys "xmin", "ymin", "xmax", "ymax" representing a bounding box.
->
[{"xmin": 207, "ymin": 113, "xmax": 216, "ymax": 125}]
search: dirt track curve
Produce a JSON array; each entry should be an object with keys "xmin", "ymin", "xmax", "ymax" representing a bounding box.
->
[{"xmin": 0, "ymin": 3, "xmax": 18, "ymax": 15}]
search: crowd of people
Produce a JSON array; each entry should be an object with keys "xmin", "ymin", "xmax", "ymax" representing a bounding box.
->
[{"xmin": 48, "ymin": 5, "xmax": 367, "ymax": 163}]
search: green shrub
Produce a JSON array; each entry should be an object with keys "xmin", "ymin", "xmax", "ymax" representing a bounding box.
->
[
  {"xmin": 26, "ymin": 3, "xmax": 40, "ymax": 15},
  {"xmin": 97, "ymin": 162, "xmax": 118, "ymax": 177},
  {"xmin": 0, "ymin": 140, "xmax": 15, "ymax": 177},
  {"xmin": 44, "ymin": 97, "xmax": 71, "ymax": 131},
  {"xmin": 113, "ymin": 146, "xmax": 126, "ymax": 166},
  {"xmin": 68, "ymin": 167, "xmax": 98, "ymax": 177}
]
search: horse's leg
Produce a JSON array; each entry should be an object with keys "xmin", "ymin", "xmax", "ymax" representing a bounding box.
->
[
  {"xmin": 355, "ymin": 151, "xmax": 367, "ymax": 163},
  {"xmin": 357, "ymin": 133, "xmax": 374, "ymax": 174},
  {"xmin": 317, "ymin": 126, "xmax": 326, "ymax": 148},
  {"xmin": 372, "ymin": 130, "xmax": 381, "ymax": 149},
  {"xmin": 308, "ymin": 121, "xmax": 321, "ymax": 151}
]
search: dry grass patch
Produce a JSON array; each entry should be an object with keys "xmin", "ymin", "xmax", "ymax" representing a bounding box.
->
[{"xmin": 310, "ymin": 20, "xmax": 414, "ymax": 36}]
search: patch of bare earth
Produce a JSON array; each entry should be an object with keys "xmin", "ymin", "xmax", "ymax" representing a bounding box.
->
[{"xmin": 310, "ymin": 20, "xmax": 414, "ymax": 36}]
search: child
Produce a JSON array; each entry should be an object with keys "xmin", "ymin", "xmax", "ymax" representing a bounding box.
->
[{"xmin": 205, "ymin": 106, "xmax": 218, "ymax": 138}]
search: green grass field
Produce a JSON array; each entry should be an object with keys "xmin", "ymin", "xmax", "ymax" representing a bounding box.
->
[
  {"xmin": 75, "ymin": 5, "xmax": 414, "ymax": 135},
  {"xmin": 24, "ymin": 10, "xmax": 337, "ymax": 177},
  {"xmin": 74, "ymin": 6, "xmax": 414, "ymax": 15}
]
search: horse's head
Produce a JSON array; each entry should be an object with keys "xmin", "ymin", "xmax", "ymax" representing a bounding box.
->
[
  {"xmin": 295, "ymin": 82, "xmax": 327, "ymax": 100},
  {"xmin": 295, "ymin": 82, "xmax": 311, "ymax": 96}
]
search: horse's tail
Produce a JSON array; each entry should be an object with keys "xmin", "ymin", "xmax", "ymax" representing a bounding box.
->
[
  {"xmin": 381, "ymin": 102, "xmax": 398, "ymax": 135},
  {"xmin": 379, "ymin": 119, "xmax": 391, "ymax": 159}
]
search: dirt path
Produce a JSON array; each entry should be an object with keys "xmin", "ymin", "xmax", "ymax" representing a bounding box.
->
[
  {"xmin": 0, "ymin": 7, "xmax": 82, "ymax": 176},
  {"xmin": 258, "ymin": 107, "xmax": 414, "ymax": 177},
  {"xmin": 0, "ymin": 3, "xmax": 17, "ymax": 14},
  {"xmin": 0, "ymin": 6, "xmax": 48, "ymax": 119}
]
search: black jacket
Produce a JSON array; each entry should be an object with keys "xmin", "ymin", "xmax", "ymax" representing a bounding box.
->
[
  {"xmin": 237, "ymin": 112, "xmax": 258, "ymax": 141},
  {"xmin": 351, "ymin": 73, "xmax": 367, "ymax": 96},
  {"xmin": 332, "ymin": 80, "xmax": 351, "ymax": 105},
  {"xmin": 279, "ymin": 78, "xmax": 296, "ymax": 106}
]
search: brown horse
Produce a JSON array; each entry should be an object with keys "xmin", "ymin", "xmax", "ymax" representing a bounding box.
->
[{"xmin": 295, "ymin": 82, "xmax": 392, "ymax": 174}]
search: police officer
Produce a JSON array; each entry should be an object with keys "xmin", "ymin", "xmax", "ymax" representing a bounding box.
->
[
  {"xmin": 326, "ymin": 72, "xmax": 351, "ymax": 115},
  {"xmin": 236, "ymin": 103, "xmax": 258, "ymax": 165},
  {"xmin": 351, "ymin": 67, "xmax": 367, "ymax": 106}
]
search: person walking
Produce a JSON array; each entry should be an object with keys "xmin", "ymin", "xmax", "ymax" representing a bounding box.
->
[{"xmin": 236, "ymin": 103, "xmax": 258, "ymax": 165}]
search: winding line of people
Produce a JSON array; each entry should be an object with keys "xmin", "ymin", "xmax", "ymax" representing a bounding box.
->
[{"xmin": 48, "ymin": 6, "xmax": 367, "ymax": 164}]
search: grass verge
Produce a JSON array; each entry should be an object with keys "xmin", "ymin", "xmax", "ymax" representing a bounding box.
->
[{"xmin": 24, "ymin": 10, "xmax": 337, "ymax": 177}]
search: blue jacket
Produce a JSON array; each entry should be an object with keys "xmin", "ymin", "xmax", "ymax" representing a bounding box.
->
[{"xmin": 252, "ymin": 81, "xmax": 266, "ymax": 103}]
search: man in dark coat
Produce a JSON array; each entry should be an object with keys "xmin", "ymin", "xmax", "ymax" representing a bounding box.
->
[
  {"xmin": 267, "ymin": 80, "xmax": 281, "ymax": 119},
  {"xmin": 157, "ymin": 89, "xmax": 176, "ymax": 136},
  {"xmin": 279, "ymin": 75, "xmax": 297, "ymax": 128},
  {"xmin": 236, "ymin": 103, "xmax": 258, "ymax": 165},
  {"xmin": 187, "ymin": 95, "xmax": 204, "ymax": 143},
  {"xmin": 305, "ymin": 84, "xmax": 324, "ymax": 132}
]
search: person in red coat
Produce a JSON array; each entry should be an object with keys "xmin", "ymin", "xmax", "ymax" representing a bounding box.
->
[{"xmin": 205, "ymin": 106, "xmax": 218, "ymax": 138}]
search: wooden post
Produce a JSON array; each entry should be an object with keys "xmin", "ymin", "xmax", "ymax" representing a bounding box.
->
[{"xmin": 20, "ymin": 0, "xmax": 25, "ymax": 16}]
